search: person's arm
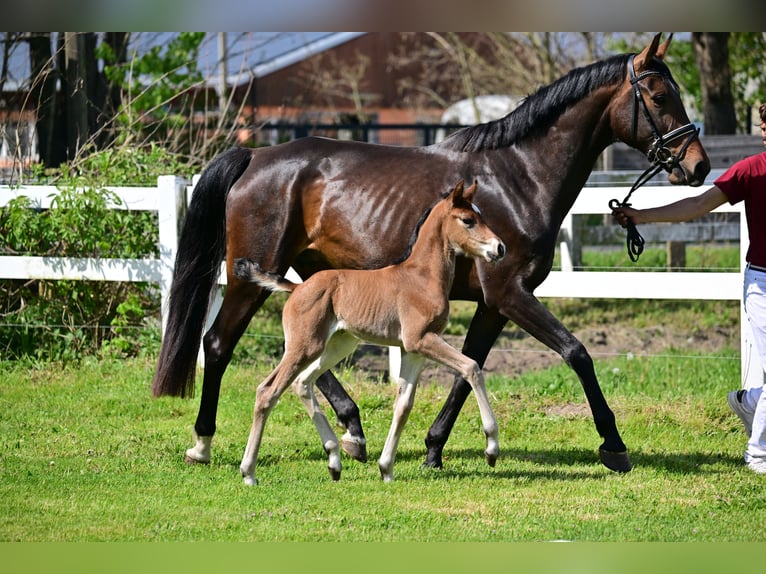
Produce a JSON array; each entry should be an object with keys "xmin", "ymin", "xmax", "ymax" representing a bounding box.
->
[{"xmin": 612, "ymin": 185, "xmax": 729, "ymax": 227}]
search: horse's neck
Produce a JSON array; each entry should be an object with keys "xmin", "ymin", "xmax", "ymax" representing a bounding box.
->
[
  {"xmin": 399, "ymin": 206, "xmax": 455, "ymax": 289},
  {"xmin": 518, "ymin": 89, "xmax": 617, "ymax": 220}
]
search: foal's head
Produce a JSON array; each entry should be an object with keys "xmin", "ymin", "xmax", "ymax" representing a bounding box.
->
[{"xmin": 444, "ymin": 180, "xmax": 505, "ymax": 263}]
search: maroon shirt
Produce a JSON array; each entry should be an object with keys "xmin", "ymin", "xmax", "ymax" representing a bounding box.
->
[{"xmin": 715, "ymin": 151, "xmax": 766, "ymax": 267}]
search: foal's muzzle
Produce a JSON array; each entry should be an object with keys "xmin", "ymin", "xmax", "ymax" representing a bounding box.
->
[{"xmin": 485, "ymin": 240, "xmax": 506, "ymax": 262}]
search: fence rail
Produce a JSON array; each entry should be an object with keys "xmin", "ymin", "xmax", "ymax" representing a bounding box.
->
[{"xmin": 1, "ymin": 176, "xmax": 757, "ymax": 386}]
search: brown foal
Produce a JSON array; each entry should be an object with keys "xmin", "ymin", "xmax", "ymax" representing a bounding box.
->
[{"xmin": 233, "ymin": 180, "xmax": 505, "ymax": 484}]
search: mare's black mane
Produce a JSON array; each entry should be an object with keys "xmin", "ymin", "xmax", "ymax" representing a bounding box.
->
[{"xmin": 439, "ymin": 54, "xmax": 635, "ymax": 152}]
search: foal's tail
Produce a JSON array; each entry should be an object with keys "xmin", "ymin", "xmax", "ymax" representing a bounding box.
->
[
  {"xmin": 233, "ymin": 259, "xmax": 298, "ymax": 293},
  {"xmin": 152, "ymin": 146, "xmax": 253, "ymax": 398}
]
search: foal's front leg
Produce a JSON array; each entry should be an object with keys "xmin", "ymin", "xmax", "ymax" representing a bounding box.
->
[
  {"xmin": 414, "ymin": 333, "xmax": 499, "ymax": 467},
  {"xmin": 378, "ymin": 352, "xmax": 426, "ymax": 482}
]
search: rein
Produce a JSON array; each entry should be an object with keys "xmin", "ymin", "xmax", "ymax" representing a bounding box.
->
[{"xmin": 610, "ymin": 54, "xmax": 700, "ymax": 262}]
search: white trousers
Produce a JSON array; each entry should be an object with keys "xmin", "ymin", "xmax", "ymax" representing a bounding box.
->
[{"xmin": 742, "ymin": 266, "xmax": 766, "ymax": 462}]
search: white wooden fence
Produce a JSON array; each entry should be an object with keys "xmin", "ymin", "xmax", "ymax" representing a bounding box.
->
[{"xmin": 1, "ymin": 176, "xmax": 758, "ymax": 387}]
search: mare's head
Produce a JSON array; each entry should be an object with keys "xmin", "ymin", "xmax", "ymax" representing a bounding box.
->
[
  {"xmin": 444, "ymin": 180, "xmax": 505, "ymax": 263},
  {"xmin": 611, "ymin": 33, "xmax": 710, "ymax": 186}
]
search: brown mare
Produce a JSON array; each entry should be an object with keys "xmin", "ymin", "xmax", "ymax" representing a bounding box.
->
[
  {"xmin": 233, "ymin": 180, "xmax": 505, "ymax": 484},
  {"xmin": 152, "ymin": 34, "xmax": 710, "ymax": 474}
]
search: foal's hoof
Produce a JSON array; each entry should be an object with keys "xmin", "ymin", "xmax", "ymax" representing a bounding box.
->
[
  {"xmin": 328, "ymin": 467, "xmax": 341, "ymax": 482},
  {"xmin": 341, "ymin": 434, "xmax": 368, "ymax": 463},
  {"xmin": 599, "ymin": 448, "xmax": 632, "ymax": 473},
  {"xmin": 485, "ymin": 451, "xmax": 498, "ymax": 468}
]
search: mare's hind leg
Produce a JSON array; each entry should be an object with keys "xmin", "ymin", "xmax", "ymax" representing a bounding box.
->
[
  {"xmin": 378, "ymin": 352, "xmax": 425, "ymax": 482},
  {"xmin": 315, "ymin": 373, "xmax": 367, "ymax": 463},
  {"xmin": 414, "ymin": 333, "xmax": 499, "ymax": 469},
  {"xmin": 186, "ymin": 281, "xmax": 270, "ymax": 464},
  {"xmin": 424, "ymin": 304, "xmax": 507, "ymax": 469},
  {"xmin": 290, "ymin": 331, "xmax": 359, "ymax": 481}
]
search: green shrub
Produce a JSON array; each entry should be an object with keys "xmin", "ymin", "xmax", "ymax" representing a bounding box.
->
[{"xmin": 0, "ymin": 146, "xmax": 192, "ymax": 363}]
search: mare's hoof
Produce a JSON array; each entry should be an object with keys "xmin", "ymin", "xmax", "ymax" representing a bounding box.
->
[
  {"xmin": 328, "ymin": 467, "xmax": 341, "ymax": 482},
  {"xmin": 184, "ymin": 453, "xmax": 210, "ymax": 465},
  {"xmin": 485, "ymin": 451, "xmax": 498, "ymax": 468},
  {"xmin": 599, "ymin": 448, "xmax": 632, "ymax": 473},
  {"xmin": 341, "ymin": 436, "xmax": 367, "ymax": 463},
  {"xmin": 422, "ymin": 454, "xmax": 443, "ymax": 470}
]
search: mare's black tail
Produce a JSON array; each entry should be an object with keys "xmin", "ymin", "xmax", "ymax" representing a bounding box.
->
[{"xmin": 152, "ymin": 147, "xmax": 252, "ymax": 398}]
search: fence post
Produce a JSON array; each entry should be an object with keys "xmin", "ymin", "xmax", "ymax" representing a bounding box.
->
[
  {"xmin": 558, "ymin": 213, "xmax": 582, "ymax": 271},
  {"xmin": 157, "ymin": 175, "xmax": 187, "ymax": 338}
]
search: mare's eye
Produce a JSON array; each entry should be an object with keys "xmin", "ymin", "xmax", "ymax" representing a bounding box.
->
[
  {"xmin": 461, "ymin": 217, "xmax": 476, "ymax": 228},
  {"xmin": 651, "ymin": 94, "xmax": 666, "ymax": 107}
]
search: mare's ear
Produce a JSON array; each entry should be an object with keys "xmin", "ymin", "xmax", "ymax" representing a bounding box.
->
[
  {"xmin": 634, "ymin": 33, "xmax": 664, "ymax": 72},
  {"xmin": 655, "ymin": 33, "xmax": 673, "ymax": 60}
]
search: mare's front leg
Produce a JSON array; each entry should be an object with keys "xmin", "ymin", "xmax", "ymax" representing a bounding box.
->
[
  {"xmin": 498, "ymin": 285, "xmax": 631, "ymax": 472},
  {"xmin": 378, "ymin": 352, "xmax": 426, "ymax": 482},
  {"xmin": 414, "ymin": 333, "xmax": 499, "ymax": 468},
  {"xmin": 187, "ymin": 282, "xmax": 270, "ymax": 464}
]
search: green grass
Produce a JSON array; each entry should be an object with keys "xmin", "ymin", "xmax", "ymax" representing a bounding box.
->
[
  {"xmin": 554, "ymin": 243, "xmax": 740, "ymax": 271},
  {"xmin": 0, "ymin": 331, "xmax": 759, "ymax": 542}
]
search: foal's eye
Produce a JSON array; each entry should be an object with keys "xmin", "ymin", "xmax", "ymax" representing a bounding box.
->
[{"xmin": 461, "ymin": 217, "xmax": 476, "ymax": 228}]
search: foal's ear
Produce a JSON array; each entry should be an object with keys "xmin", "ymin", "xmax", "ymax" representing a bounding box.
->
[
  {"xmin": 462, "ymin": 180, "xmax": 478, "ymax": 203},
  {"xmin": 450, "ymin": 179, "xmax": 465, "ymax": 201},
  {"xmin": 634, "ymin": 33, "xmax": 665, "ymax": 71}
]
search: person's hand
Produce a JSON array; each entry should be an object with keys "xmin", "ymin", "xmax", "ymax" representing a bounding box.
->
[{"xmin": 612, "ymin": 206, "xmax": 639, "ymax": 228}]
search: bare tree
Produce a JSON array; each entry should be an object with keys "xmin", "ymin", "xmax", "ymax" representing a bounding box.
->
[{"xmin": 389, "ymin": 32, "xmax": 610, "ymax": 113}]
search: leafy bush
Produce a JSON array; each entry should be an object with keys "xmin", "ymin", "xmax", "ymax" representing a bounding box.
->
[{"xmin": 0, "ymin": 146, "xmax": 192, "ymax": 363}]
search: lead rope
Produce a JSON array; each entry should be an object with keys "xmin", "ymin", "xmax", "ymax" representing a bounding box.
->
[{"xmin": 609, "ymin": 162, "xmax": 663, "ymax": 262}]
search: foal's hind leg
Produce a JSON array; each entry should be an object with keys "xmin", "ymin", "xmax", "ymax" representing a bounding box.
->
[
  {"xmin": 240, "ymin": 353, "xmax": 315, "ymax": 485},
  {"xmin": 290, "ymin": 331, "xmax": 359, "ymax": 481},
  {"xmin": 292, "ymin": 260, "xmax": 367, "ymax": 463},
  {"xmin": 187, "ymin": 282, "xmax": 270, "ymax": 464},
  {"xmin": 378, "ymin": 352, "xmax": 426, "ymax": 482}
]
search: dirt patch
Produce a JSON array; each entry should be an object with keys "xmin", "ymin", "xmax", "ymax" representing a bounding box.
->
[{"xmin": 351, "ymin": 321, "xmax": 736, "ymax": 387}]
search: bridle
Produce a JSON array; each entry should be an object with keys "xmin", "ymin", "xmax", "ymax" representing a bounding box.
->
[
  {"xmin": 610, "ymin": 54, "xmax": 701, "ymax": 262},
  {"xmin": 627, "ymin": 54, "xmax": 699, "ymax": 179}
]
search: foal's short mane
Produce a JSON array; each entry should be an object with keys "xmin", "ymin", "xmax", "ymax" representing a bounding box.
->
[
  {"xmin": 393, "ymin": 188, "xmax": 453, "ymax": 265},
  {"xmin": 439, "ymin": 53, "xmax": 634, "ymax": 153}
]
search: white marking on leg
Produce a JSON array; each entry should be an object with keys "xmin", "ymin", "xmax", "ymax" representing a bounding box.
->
[
  {"xmin": 185, "ymin": 432, "xmax": 212, "ymax": 463},
  {"xmin": 378, "ymin": 352, "xmax": 425, "ymax": 482}
]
